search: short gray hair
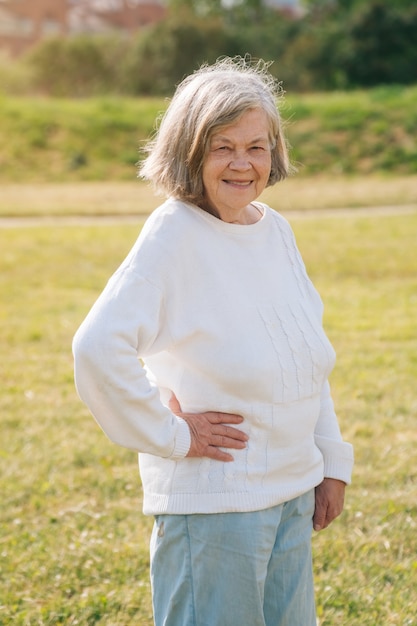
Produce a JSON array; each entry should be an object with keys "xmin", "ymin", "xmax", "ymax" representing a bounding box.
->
[{"xmin": 139, "ymin": 57, "xmax": 291, "ymax": 204}]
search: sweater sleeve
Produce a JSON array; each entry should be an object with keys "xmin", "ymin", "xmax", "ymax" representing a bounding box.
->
[
  {"xmin": 72, "ymin": 266, "xmax": 191, "ymax": 459},
  {"xmin": 314, "ymin": 380, "xmax": 354, "ymax": 484}
]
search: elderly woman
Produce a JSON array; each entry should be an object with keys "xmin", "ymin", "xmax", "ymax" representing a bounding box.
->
[{"xmin": 73, "ymin": 57, "xmax": 354, "ymax": 626}]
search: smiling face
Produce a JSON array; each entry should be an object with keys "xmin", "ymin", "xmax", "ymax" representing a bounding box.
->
[{"xmin": 201, "ymin": 108, "xmax": 272, "ymax": 223}]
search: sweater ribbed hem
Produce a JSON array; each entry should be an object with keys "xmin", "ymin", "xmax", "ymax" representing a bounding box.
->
[{"xmin": 142, "ymin": 474, "xmax": 324, "ymax": 516}]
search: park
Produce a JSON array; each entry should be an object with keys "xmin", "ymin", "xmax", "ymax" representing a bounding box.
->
[{"xmin": 1, "ymin": 1, "xmax": 417, "ymax": 623}]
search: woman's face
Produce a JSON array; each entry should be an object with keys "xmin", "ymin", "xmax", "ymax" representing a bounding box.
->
[{"xmin": 201, "ymin": 108, "xmax": 272, "ymax": 222}]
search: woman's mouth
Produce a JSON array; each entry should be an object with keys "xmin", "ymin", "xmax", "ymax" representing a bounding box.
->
[{"xmin": 224, "ymin": 180, "xmax": 252, "ymax": 187}]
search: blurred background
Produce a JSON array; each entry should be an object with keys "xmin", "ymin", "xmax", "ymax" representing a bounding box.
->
[
  {"xmin": 1, "ymin": 0, "xmax": 416, "ymax": 96},
  {"xmin": 1, "ymin": 3, "xmax": 417, "ymax": 625},
  {"xmin": 0, "ymin": 0, "xmax": 416, "ymax": 183}
]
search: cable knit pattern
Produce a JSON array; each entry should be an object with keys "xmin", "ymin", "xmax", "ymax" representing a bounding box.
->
[{"xmin": 73, "ymin": 199, "xmax": 353, "ymax": 515}]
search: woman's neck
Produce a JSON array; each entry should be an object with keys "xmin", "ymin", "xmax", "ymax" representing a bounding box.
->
[{"xmin": 199, "ymin": 202, "xmax": 263, "ymax": 225}]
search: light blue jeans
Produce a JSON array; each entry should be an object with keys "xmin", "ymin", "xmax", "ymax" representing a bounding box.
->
[{"xmin": 150, "ymin": 490, "xmax": 316, "ymax": 626}]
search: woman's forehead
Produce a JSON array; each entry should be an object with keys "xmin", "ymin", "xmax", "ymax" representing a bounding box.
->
[{"xmin": 209, "ymin": 109, "xmax": 271, "ymax": 141}]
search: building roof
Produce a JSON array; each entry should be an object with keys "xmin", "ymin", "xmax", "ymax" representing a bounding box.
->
[{"xmin": 0, "ymin": 0, "xmax": 166, "ymax": 56}]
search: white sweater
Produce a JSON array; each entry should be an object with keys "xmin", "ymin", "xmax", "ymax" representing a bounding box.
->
[{"xmin": 73, "ymin": 199, "xmax": 353, "ymax": 515}]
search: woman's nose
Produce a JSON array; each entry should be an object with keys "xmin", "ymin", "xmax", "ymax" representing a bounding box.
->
[{"xmin": 229, "ymin": 153, "xmax": 251, "ymax": 170}]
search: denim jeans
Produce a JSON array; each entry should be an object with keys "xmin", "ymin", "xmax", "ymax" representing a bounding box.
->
[{"xmin": 150, "ymin": 489, "xmax": 316, "ymax": 626}]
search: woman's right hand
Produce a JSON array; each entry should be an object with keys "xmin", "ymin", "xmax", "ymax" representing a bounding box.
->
[{"xmin": 168, "ymin": 393, "xmax": 248, "ymax": 462}]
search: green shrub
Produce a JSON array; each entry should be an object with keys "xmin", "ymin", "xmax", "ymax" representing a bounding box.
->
[
  {"xmin": 8, "ymin": 1, "xmax": 417, "ymax": 98},
  {"xmin": 0, "ymin": 51, "xmax": 35, "ymax": 96},
  {"xmin": 125, "ymin": 13, "xmax": 241, "ymax": 95},
  {"xmin": 27, "ymin": 34, "xmax": 132, "ymax": 97}
]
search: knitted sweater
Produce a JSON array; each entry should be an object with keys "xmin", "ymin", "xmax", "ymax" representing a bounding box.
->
[{"xmin": 73, "ymin": 199, "xmax": 354, "ymax": 515}]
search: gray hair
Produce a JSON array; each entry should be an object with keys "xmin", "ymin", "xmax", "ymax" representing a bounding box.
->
[{"xmin": 139, "ymin": 56, "xmax": 291, "ymax": 204}]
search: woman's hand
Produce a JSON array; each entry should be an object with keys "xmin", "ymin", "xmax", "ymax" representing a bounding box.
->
[
  {"xmin": 169, "ymin": 393, "xmax": 248, "ymax": 462},
  {"xmin": 313, "ymin": 478, "xmax": 346, "ymax": 531}
]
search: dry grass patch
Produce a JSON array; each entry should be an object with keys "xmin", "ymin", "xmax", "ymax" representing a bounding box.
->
[
  {"xmin": 0, "ymin": 175, "xmax": 416, "ymax": 219},
  {"xmin": 261, "ymin": 174, "xmax": 417, "ymax": 213}
]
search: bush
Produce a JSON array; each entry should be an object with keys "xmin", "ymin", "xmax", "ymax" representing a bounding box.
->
[
  {"xmin": 0, "ymin": 51, "xmax": 35, "ymax": 96},
  {"xmin": 341, "ymin": 1, "xmax": 417, "ymax": 87},
  {"xmin": 27, "ymin": 34, "xmax": 132, "ymax": 97},
  {"xmin": 11, "ymin": 1, "xmax": 417, "ymax": 97},
  {"xmin": 125, "ymin": 13, "xmax": 241, "ymax": 95}
]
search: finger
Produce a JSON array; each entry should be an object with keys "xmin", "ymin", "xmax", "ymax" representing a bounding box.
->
[
  {"xmin": 313, "ymin": 503, "xmax": 328, "ymax": 532},
  {"xmin": 212, "ymin": 423, "xmax": 248, "ymax": 439},
  {"xmin": 205, "ymin": 446, "xmax": 235, "ymax": 462},
  {"xmin": 211, "ymin": 434, "xmax": 248, "ymax": 449},
  {"xmin": 168, "ymin": 392, "xmax": 182, "ymax": 414},
  {"xmin": 206, "ymin": 412, "xmax": 245, "ymax": 425},
  {"xmin": 211, "ymin": 425, "xmax": 248, "ymax": 443}
]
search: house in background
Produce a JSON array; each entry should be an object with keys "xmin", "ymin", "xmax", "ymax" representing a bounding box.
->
[
  {"xmin": 0, "ymin": 0, "xmax": 302, "ymax": 57},
  {"xmin": 0, "ymin": 0, "xmax": 68, "ymax": 56},
  {"xmin": 265, "ymin": 0, "xmax": 304, "ymax": 17},
  {"xmin": 68, "ymin": 0, "xmax": 166, "ymax": 37},
  {"xmin": 0, "ymin": 0, "xmax": 166, "ymax": 57}
]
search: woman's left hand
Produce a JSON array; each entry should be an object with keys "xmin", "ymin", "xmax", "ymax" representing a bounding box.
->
[{"xmin": 313, "ymin": 478, "xmax": 346, "ymax": 532}]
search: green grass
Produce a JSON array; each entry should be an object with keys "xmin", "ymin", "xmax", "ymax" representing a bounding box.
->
[
  {"xmin": 295, "ymin": 214, "xmax": 417, "ymax": 624},
  {"xmin": 284, "ymin": 86, "xmax": 417, "ymax": 176},
  {"xmin": 0, "ymin": 96, "xmax": 162, "ymax": 183},
  {"xmin": 1, "ymin": 85, "xmax": 417, "ymax": 183},
  {"xmin": 1, "ymin": 208, "xmax": 417, "ymax": 624}
]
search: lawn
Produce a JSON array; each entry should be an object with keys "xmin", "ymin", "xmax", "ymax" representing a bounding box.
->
[
  {"xmin": 1, "ymin": 206, "xmax": 416, "ymax": 624},
  {"xmin": 1, "ymin": 175, "xmax": 417, "ymax": 219},
  {"xmin": 1, "ymin": 85, "xmax": 417, "ymax": 183}
]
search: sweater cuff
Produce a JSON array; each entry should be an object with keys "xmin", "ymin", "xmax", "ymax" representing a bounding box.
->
[
  {"xmin": 315, "ymin": 435, "xmax": 354, "ymax": 485},
  {"xmin": 169, "ymin": 416, "xmax": 191, "ymax": 460}
]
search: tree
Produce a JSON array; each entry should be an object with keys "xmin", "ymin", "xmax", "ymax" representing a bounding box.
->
[
  {"xmin": 127, "ymin": 13, "xmax": 240, "ymax": 94},
  {"xmin": 342, "ymin": 1, "xmax": 417, "ymax": 86}
]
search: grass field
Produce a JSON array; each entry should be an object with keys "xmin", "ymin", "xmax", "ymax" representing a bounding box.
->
[
  {"xmin": 1, "ymin": 85, "xmax": 417, "ymax": 183},
  {"xmin": 1, "ymin": 193, "xmax": 417, "ymax": 624},
  {"xmin": 1, "ymin": 175, "xmax": 417, "ymax": 219}
]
